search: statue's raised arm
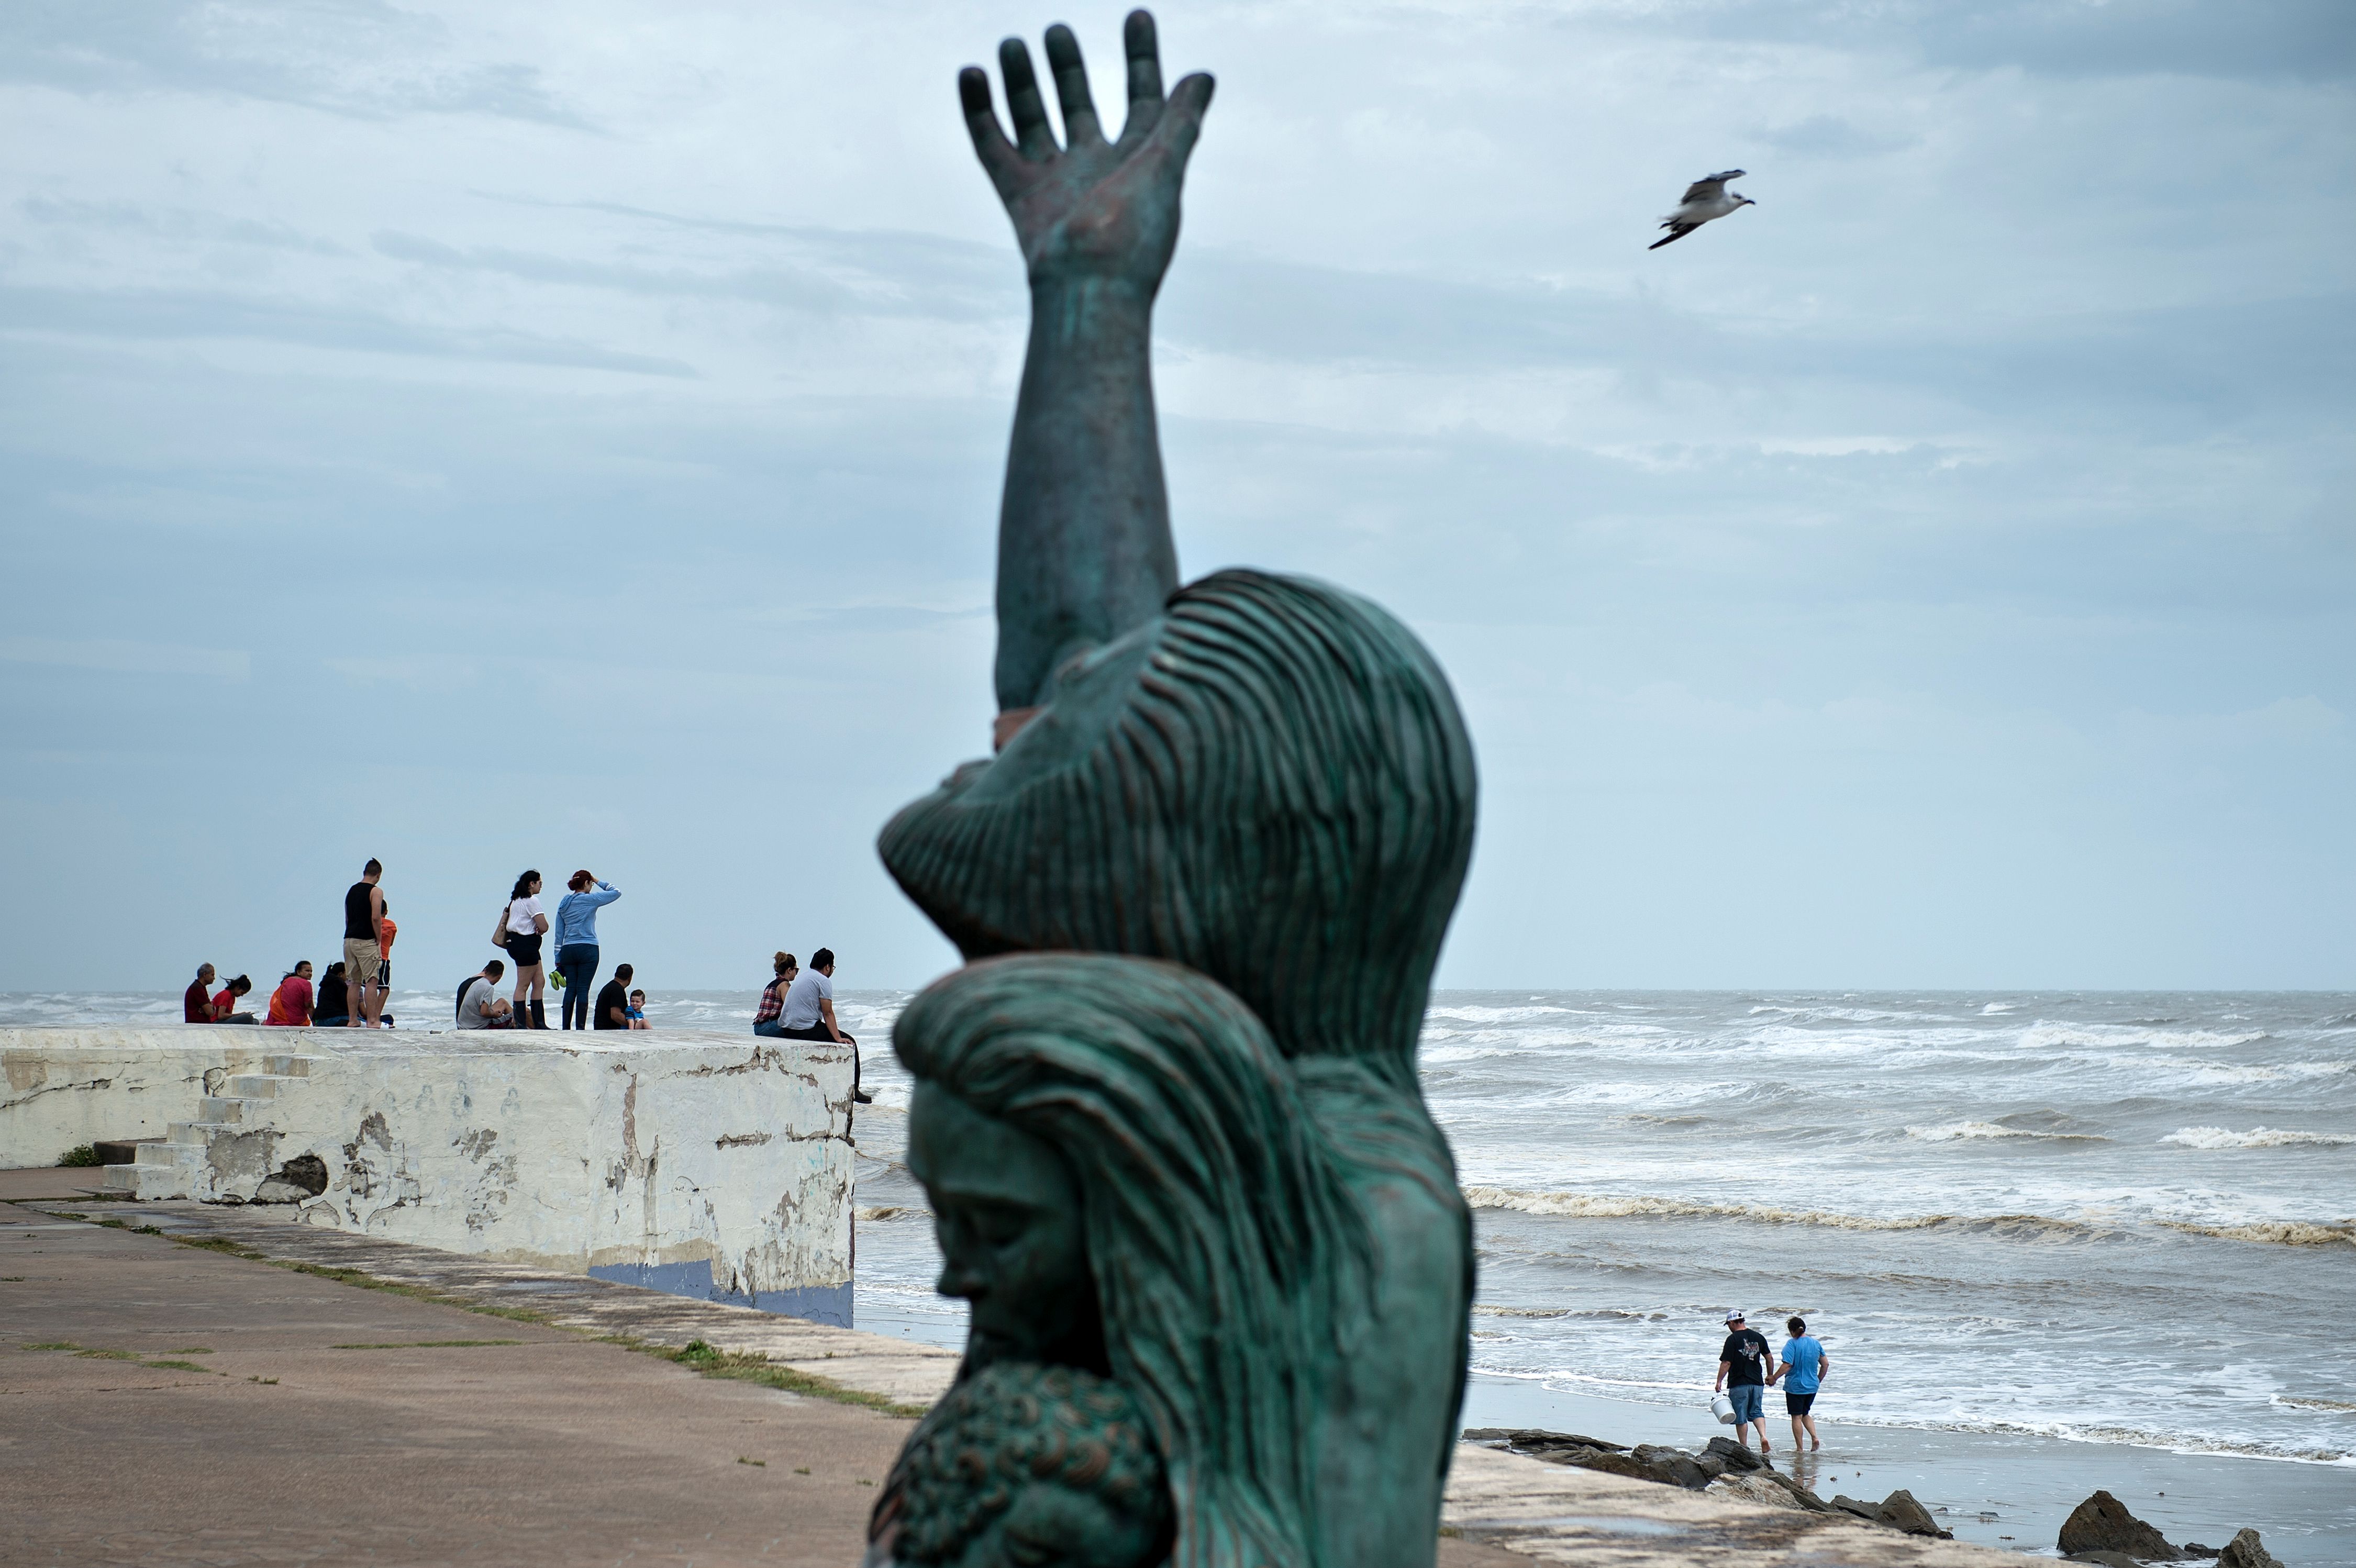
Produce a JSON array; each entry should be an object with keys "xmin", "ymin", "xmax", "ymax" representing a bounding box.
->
[
  {"xmin": 870, "ymin": 14, "xmax": 1479, "ymax": 1568},
  {"xmin": 962, "ymin": 12, "xmax": 1213, "ymax": 719}
]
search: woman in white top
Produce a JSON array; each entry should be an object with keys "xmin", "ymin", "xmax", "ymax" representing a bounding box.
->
[{"xmin": 505, "ymin": 870, "xmax": 552, "ymax": 1029}]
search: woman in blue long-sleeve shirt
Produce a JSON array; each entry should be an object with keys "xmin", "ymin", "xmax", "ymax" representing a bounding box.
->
[{"xmin": 554, "ymin": 871, "xmax": 620, "ymax": 1030}]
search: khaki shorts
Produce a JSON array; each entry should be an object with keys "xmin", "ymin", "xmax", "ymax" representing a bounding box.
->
[{"xmin": 343, "ymin": 937, "xmax": 382, "ymax": 986}]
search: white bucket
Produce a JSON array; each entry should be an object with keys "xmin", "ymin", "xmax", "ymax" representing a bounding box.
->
[{"xmin": 1710, "ymin": 1391, "xmax": 1736, "ymax": 1425}]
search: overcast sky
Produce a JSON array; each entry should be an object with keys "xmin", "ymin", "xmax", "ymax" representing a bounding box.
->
[{"xmin": 2, "ymin": 0, "xmax": 2350, "ymax": 995}]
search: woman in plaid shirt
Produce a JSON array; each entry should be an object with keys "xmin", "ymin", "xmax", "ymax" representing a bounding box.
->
[{"xmin": 752, "ymin": 952, "xmax": 798, "ymax": 1036}]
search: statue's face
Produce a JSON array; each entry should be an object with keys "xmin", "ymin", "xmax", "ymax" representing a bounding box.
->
[{"xmin": 908, "ymin": 1081, "xmax": 1090, "ymax": 1359}]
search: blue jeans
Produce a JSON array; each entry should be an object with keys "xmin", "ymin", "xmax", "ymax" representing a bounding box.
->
[
  {"xmin": 557, "ymin": 944, "xmax": 598, "ymax": 1030},
  {"xmin": 1728, "ymin": 1384, "xmax": 1765, "ymax": 1426}
]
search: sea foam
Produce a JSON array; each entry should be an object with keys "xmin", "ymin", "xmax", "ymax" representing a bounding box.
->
[{"xmin": 2161, "ymin": 1126, "xmax": 2355, "ymax": 1150}]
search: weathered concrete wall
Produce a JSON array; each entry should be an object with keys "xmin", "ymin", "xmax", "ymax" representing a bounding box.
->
[
  {"xmin": 3, "ymin": 1028, "xmax": 263, "ymax": 1154},
  {"xmin": 0, "ymin": 1027, "xmax": 856, "ymax": 1323}
]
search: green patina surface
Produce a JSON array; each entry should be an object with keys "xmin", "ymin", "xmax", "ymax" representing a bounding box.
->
[{"xmin": 869, "ymin": 13, "xmax": 1476, "ymax": 1568}]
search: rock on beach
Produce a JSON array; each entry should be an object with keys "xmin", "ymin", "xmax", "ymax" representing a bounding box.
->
[
  {"xmin": 2060, "ymin": 1489, "xmax": 2182, "ymax": 1561},
  {"xmin": 1468, "ymin": 1428, "xmax": 2284, "ymax": 1561},
  {"xmin": 2216, "ymin": 1528, "xmax": 2284, "ymax": 1568}
]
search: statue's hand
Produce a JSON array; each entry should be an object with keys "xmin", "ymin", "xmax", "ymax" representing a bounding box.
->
[{"xmin": 960, "ymin": 10, "xmax": 1213, "ymax": 294}]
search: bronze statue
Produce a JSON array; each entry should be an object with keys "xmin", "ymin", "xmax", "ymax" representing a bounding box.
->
[{"xmin": 868, "ymin": 14, "xmax": 1476, "ymax": 1567}]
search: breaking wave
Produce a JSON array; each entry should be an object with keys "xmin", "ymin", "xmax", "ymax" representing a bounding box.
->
[
  {"xmin": 2277, "ymin": 1394, "xmax": 2356, "ymax": 1414},
  {"xmin": 1905, "ymin": 1120, "xmax": 2109, "ymax": 1144},
  {"xmin": 2160, "ymin": 1220, "xmax": 2356, "ymax": 1248},
  {"xmin": 2162, "ymin": 1126, "xmax": 2355, "ymax": 1150},
  {"xmin": 2019, "ymin": 1021, "xmax": 2268, "ymax": 1051},
  {"xmin": 1472, "ymin": 1304, "xmax": 1669, "ymax": 1322},
  {"xmin": 1460, "ymin": 1185, "xmax": 2101, "ymax": 1238},
  {"xmin": 1848, "ymin": 1413, "xmax": 2352, "ymax": 1467}
]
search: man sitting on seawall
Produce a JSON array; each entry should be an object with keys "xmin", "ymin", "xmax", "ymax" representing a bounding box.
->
[
  {"xmin": 775, "ymin": 947, "xmax": 870, "ymax": 1103},
  {"xmin": 184, "ymin": 964, "xmax": 228, "ymax": 1022},
  {"xmin": 593, "ymin": 963, "xmax": 635, "ymax": 1031},
  {"xmin": 455, "ymin": 960, "xmax": 514, "ymax": 1030}
]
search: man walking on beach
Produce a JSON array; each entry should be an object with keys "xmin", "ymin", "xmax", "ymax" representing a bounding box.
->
[
  {"xmin": 342, "ymin": 859, "xmax": 388, "ymax": 1029},
  {"xmin": 1716, "ymin": 1309, "xmax": 1774, "ymax": 1453},
  {"xmin": 1774, "ymin": 1315, "xmax": 1829, "ymax": 1452},
  {"xmin": 779, "ymin": 947, "xmax": 872, "ymax": 1104}
]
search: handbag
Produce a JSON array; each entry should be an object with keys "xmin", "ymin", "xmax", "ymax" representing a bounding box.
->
[{"xmin": 491, "ymin": 906, "xmax": 512, "ymax": 950}]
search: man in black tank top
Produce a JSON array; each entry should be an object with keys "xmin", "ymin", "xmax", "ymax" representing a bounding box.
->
[{"xmin": 342, "ymin": 859, "xmax": 387, "ymax": 1028}]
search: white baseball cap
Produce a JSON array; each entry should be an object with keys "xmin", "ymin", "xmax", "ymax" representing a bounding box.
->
[{"xmin": 1725, "ymin": 1309, "xmax": 1746, "ymax": 1322}]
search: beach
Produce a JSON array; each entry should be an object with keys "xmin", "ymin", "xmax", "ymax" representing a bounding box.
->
[{"xmin": 10, "ymin": 985, "xmax": 2352, "ymax": 1562}]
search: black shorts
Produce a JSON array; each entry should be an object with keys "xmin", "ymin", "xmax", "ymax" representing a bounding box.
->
[
  {"xmin": 1785, "ymin": 1391, "xmax": 1816, "ymax": 1416},
  {"xmin": 506, "ymin": 932, "xmax": 543, "ymax": 968}
]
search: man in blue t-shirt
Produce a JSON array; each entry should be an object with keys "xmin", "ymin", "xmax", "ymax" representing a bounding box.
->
[{"xmin": 1772, "ymin": 1314, "xmax": 1831, "ymax": 1451}]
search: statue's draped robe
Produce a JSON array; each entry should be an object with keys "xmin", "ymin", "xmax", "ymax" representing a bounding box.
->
[{"xmin": 881, "ymin": 569, "xmax": 1477, "ymax": 1567}]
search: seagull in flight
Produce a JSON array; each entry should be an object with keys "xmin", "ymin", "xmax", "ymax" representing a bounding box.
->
[{"xmin": 1649, "ymin": 170, "xmax": 1754, "ymax": 250}]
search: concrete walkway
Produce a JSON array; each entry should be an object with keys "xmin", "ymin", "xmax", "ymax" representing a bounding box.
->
[
  {"xmin": 0, "ymin": 1176, "xmax": 2019, "ymax": 1566},
  {"xmin": 2, "ymin": 1198, "xmax": 910, "ymax": 1567}
]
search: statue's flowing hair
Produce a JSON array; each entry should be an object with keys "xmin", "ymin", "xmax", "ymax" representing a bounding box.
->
[
  {"xmin": 881, "ymin": 569, "xmax": 1477, "ymax": 1096},
  {"xmin": 893, "ymin": 953, "xmax": 1373, "ymax": 1568}
]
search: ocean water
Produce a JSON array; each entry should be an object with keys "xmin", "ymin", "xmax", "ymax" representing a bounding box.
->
[
  {"xmin": 12, "ymin": 987, "xmax": 2352, "ymax": 1478},
  {"xmin": 849, "ymin": 989, "xmax": 2356, "ymax": 1485}
]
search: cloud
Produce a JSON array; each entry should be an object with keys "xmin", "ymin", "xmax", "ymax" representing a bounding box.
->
[
  {"xmin": 1681, "ymin": 0, "xmax": 2356, "ymax": 81},
  {"xmin": 20, "ymin": 196, "xmax": 352, "ymax": 254},
  {"xmin": 1752, "ymin": 115, "xmax": 1919, "ymax": 160},
  {"xmin": 0, "ymin": 0, "xmax": 591, "ymax": 124},
  {"xmin": 0, "ymin": 284, "xmax": 697, "ymax": 375},
  {"xmin": 1, "ymin": 636, "xmax": 249, "ymax": 681}
]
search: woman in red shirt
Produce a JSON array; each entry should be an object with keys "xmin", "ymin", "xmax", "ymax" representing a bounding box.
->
[
  {"xmin": 212, "ymin": 974, "xmax": 257, "ymax": 1025},
  {"xmin": 265, "ymin": 963, "xmax": 314, "ymax": 1027}
]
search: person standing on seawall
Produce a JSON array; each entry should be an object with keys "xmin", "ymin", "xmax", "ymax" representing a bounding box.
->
[
  {"xmin": 375, "ymin": 905, "xmax": 396, "ymax": 997},
  {"xmin": 779, "ymin": 947, "xmax": 871, "ymax": 1104},
  {"xmin": 752, "ymin": 952, "xmax": 798, "ymax": 1037},
  {"xmin": 504, "ymin": 870, "xmax": 552, "ymax": 1030},
  {"xmin": 553, "ymin": 870, "xmax": 619, "ymax": 1030},
  {"xmin": 1716, "ymin": 1309, "xmax": 1774, "ymax": 1454},
  {"xmin": 342, "ymin": 859, "xmax": 387, "ymax": 1029},
  {"xmin": 1773, "ymin": 1315, "xmax": 1829, "ymax": 1452}
]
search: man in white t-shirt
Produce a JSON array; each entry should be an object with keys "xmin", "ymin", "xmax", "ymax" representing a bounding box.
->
[
  {"xmin": 456, "ymin": 960, "xmax": 514, "ymax": 1030},
  {"xmin": 777, "ymin": 947, "xmax": 870, "ymax": 1103}
]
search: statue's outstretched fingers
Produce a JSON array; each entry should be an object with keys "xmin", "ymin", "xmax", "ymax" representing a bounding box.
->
[
  {"xmin": 959, "ymin": 67, "xmax": 1025, "ymax": 192},
  {"xmin": 1042, "ymin": 25, "xmax": 1103, "ymax": 147},
  {"xmin": 1154, "ymin": 71, "xmax": 1215, "ymax": 164},
  {"xmin": 1119, "ymin": 8, "xmax": 1165, "ymax": 143},
  {"xmin": 998, "ymin": 37, "xmax": 1059, "ymax": 160}
]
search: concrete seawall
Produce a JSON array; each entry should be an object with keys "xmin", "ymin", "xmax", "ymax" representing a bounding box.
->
[{"xmin": 0, "ymin": 1026, "xmax": 857, "ymax": 1322}]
